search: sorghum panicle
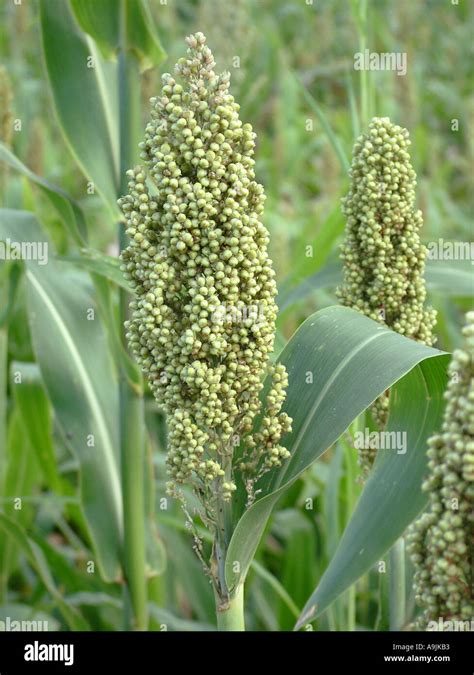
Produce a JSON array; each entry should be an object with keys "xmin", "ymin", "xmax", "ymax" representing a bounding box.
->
[
  {"xmin": 407, "ymin": 311, "xmax": 474, "ymax": 627},
  {"xmin": 338, "ymin": 117, "xmax": 437, "ymax": 471},
  {"xmin": 118, "ymin": 33, "xmax": 291, "ymax": 521}
]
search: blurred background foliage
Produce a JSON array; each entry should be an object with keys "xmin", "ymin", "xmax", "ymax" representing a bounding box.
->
[{"xmin": 0, "ymin": 0, "xmax": 472, "ymax": 631}]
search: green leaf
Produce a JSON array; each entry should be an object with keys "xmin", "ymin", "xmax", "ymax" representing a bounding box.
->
[
  {"xmin": 10, "ymin": 361, "xmax": 60, "ymax": 491},
  {"xmin": 425, "ymin": 258, "xmax": 474, "ymax": 297},
  {"xmin": 273, "ymin": 510, "xmax": 316, "ymax": 629},
  {"xmin": 0, "ymin": 209, "xmax": 46, "ymax": 248},
  {"xmin": 298, "ymin": 206, "xmax": 345, "ymax": 281},
  {"xmin": 40, "ymin": 0, "xmax": 120, "ymax": 215},
  {"xmin": 278, "ymin": 261, "xmax": 341, "ymax": 311},
  {"xmin": 296, "ymin": 358, "xmax": 448, "ymax": 628},
  {"xmin": 144, "ymin": 442, "xmax": 166, "ymax": 576},
  {"xmin": 26, "ymin": 263, "xmax": 123, "ymax": 582},
  {"xmin": 0, "ymin": 515, "xmax": 89, "ymax": 630},
  {"xmin": 161, "ymin": 527, "xmax": 215, "ymax": 625},
  {"xmin": 0, "ymin": 408, "xmax": 39, "ymax": 595},
  {"xmin": 70, "ymin": 0, "xmax": 166, "ymax": 70},
  {"xmin": 279, "ymin": 258, "xmax": 474, "ymax": 311},
  {"xmin": 225, "ymin": 306, "xmax": 448, "ymax": 593},
  {"xmin": 123, "ymin": 0, "xmax": 166, "ymax": 70},
  {"xmin": 0, "ymin": 142, "xmax": 87, "ymax": 244},
  {"xmin": 295, "ymin": 75, "xmax": 350, "ymax": 173},
  {"xmin": 0, "ymin": 261, "xmax": 22, "ymax": 328},
  {"xmin": 0, "ymin": 210, "xmax": 123, "ymax": 582},
  {"xmin": 59, "ymin": 249, "xmax": 131, "ymax": 292},
  {"xmin": 69, "ymin": 0, "xmax": 118, "ymax": 59}
]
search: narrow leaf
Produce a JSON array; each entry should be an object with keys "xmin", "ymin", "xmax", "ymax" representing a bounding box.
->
[
  {"xmin": 0, "ymin": 142, "xmax": 86, "ymax": 244},
  {"xmin": 0, "ymin": 515, "xmax": 89, "ymax": 630}
]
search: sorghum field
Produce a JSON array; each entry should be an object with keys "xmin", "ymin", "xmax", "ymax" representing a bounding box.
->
[{"xmin": 0, "ymin": 0, "xmax": 472, "ymax": 652}]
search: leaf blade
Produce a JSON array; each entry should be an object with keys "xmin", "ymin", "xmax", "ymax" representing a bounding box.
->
[
  {"xmin": 40, "ymin": 0, "xmax": 120, "ymax": 215},
  {"xmin": 225, "ymin": 306, "xmax": 447, "ymax": 592},
  {"xmin": 296, "ymin": 356, "xmax": 448, "ymax": 627}
]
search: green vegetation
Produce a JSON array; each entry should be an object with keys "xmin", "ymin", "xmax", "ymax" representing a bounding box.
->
[{"xmin": 0, "ymin": 0, "xmax": 471, "ymax": 632}]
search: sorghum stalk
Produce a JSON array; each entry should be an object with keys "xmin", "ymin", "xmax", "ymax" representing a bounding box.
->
[
  {"xmin": 119, "ymin": 33, "xmax": 291, "ymax": 630},
  {"xmin": 216, "ymin": 583, "xmax": 244, "ymax": 631},
  {"xmin": 389, "ymin": 538, "xmax": 406, "ymax": 630},
  {"xmin": 338, "ymin": 117, "xmax": 437, "ymax": 630},
  {"xmin": 407, "ymin": 312, "xmax": 474, "ymax": 628},
  {"xmin": 338, "ymin": 116, "xmax": 436, "ymax": 472},
  {"xmin": 118, "ymin": 19, "xmax": 148, "ymax": 629}
]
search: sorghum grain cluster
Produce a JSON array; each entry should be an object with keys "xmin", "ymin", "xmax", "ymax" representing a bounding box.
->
[
  {"xmin": 338, "ymin": 117, "xmax": 437, "ymax": 471},
  {"xmin": 119, "ymin": 33, "xmax": 291, "ymax": 520},
  {"xmin": 407, "ymin": 311, "xmax": 474, "ymax": 627}
]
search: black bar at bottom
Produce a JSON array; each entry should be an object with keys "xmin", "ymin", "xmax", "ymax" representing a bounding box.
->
[{"xmin": 0, "ymin": 630, "xmax": 470, "ymax": 672}]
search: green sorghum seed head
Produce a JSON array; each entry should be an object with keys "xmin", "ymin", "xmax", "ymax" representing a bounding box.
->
[
  {"xmin": 338, "ymin": 117, "xmax": 437, "ymax": 474},
  {"xmin": 118, "ymin": 33, "xmax": 291, "ymax": 517},
  {"xmin": 407, "ymin": 311, "xmax": 474, "ymax": 627},
  {"xmin": 337, "ymin": 117, "xmax": 436, "ymax": 344}
]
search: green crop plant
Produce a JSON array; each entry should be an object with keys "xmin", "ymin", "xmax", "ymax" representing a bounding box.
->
[
  {"xmin": 338, "ymin": 117, "xmax": 437, "ymax": 474},
  {"xmin": 119, "ymin": 33, "xmax": 292, "ymax": 627},
  {"xmin": 0, "ymin": 0, "xmax": 471, "ymax": 642},
  {"xmin": 408, "ymin": 311, "xmax": 474, "ymax": 627}
]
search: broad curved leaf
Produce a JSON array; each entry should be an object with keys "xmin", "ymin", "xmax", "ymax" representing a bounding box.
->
[
  {"xmin": 25, "ymin": 263, "xmax": 123, "ymax": 582},
  {"xmin": 225, "ymin": 306, "xmax": 448, "ymax": 592},
  {"xmin": 40, "ymin": 0, "xmax": 120, "ymax": 215},
  {"xmin": 0, "ymin": 210, "xmax": 122, "ymax": 582},
  {"xmin": 70, "ymin": 0, "xmax": 166, "ymax": 69},
  {"xmin": 296, "ymin": 357, "xmax": 448, "ymax": 628}
]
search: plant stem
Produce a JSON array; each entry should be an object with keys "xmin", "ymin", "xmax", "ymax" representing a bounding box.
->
[
  {"xmin": 216, "ymin": 584, "xmax": 245, "ymax": 632},
  {"xmin": 213, "ymin": 455, "xmax": 245, "ymax": 631},
  {"xmin": 353, "ymin": 0, "xmax": 370, "ymax": 126},
  {"xmin": 120, "ymin": 380, "xmax": 147, "ymax": 629},
  {"xmin": 343, "ymin": 416, "xmax": 363, "ymax": 630},
  {"xmin": 389, "ymin": 537, "xmax": 406, "ymax": 631},
  {"xmin": 117, "ymin": 11, "xmax": 148, "ymax": 629},
  {"xmin": 343, "ymin": 440, "xmax": 357, "ymax": 631}
]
